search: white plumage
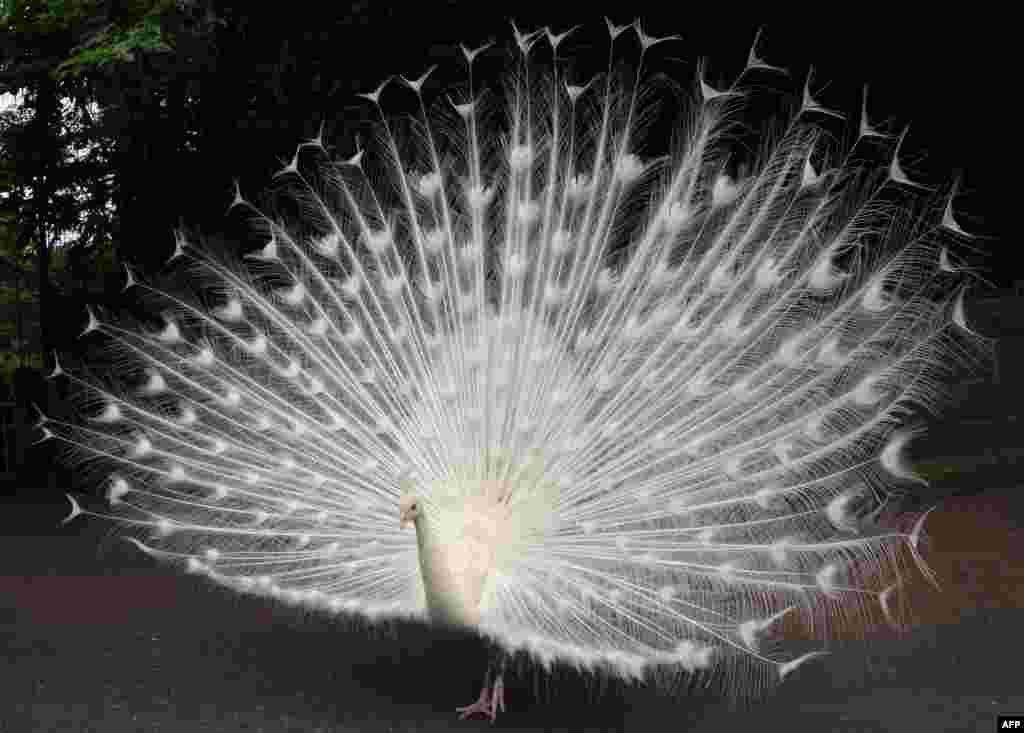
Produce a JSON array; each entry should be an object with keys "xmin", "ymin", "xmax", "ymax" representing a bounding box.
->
[{"xmin": 51, "ymin": 19, "xmax": 990, "ymax": 718}]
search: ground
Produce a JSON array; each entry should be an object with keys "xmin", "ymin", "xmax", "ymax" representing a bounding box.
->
[{"xmin": 0, "ymin": 490, "xmax": 1021, "ymax": 732}]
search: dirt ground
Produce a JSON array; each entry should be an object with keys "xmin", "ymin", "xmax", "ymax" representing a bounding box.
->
[{"xmin": 1, "ymin": 490, "xmax": 1021, "ymax": 732}]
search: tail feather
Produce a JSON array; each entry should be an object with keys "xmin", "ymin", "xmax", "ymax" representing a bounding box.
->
[{"xmin": 50, "ymin": 21, "xmax": 992, "ymax": 697}]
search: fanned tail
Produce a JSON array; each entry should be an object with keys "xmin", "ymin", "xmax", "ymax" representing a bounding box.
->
[{"xmin": 46, "ymin": 20, "xmax": 993, "ymax": 699}]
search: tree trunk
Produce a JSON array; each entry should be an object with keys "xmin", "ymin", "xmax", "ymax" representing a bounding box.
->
[{"xmin": 30, "ymin": 73, "xmax": 60, "ymax": 367}]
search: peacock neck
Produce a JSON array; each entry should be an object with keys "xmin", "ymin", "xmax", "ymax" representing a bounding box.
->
[{"xmin": 413, "ymin": 510, "xmax": 489, "ymax": 629}]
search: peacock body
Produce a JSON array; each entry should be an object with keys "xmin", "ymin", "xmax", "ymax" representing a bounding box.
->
[{"xmin": 50, "ymin": 19, "xmax": 990, "ymax": 718}]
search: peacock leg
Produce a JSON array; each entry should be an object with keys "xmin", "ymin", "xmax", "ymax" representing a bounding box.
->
[{"xmin": 455, "ymin": 651, "xmax": 507, "ymax": 722}]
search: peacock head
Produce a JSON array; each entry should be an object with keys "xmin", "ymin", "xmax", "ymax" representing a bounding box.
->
[{"xmin": 399, "ymin": 494, "xmax": 421, "ymax": 529}]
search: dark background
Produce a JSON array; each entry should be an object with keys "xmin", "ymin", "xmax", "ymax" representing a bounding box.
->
[{"xmin": 2, "ymin": 4, "xmax": 1020, "ymax": 731}]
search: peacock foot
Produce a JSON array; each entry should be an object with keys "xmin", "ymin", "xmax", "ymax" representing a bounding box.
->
[{"xmin": 456, "ymin": 674, "xmax": 505, "ymax": 722}]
